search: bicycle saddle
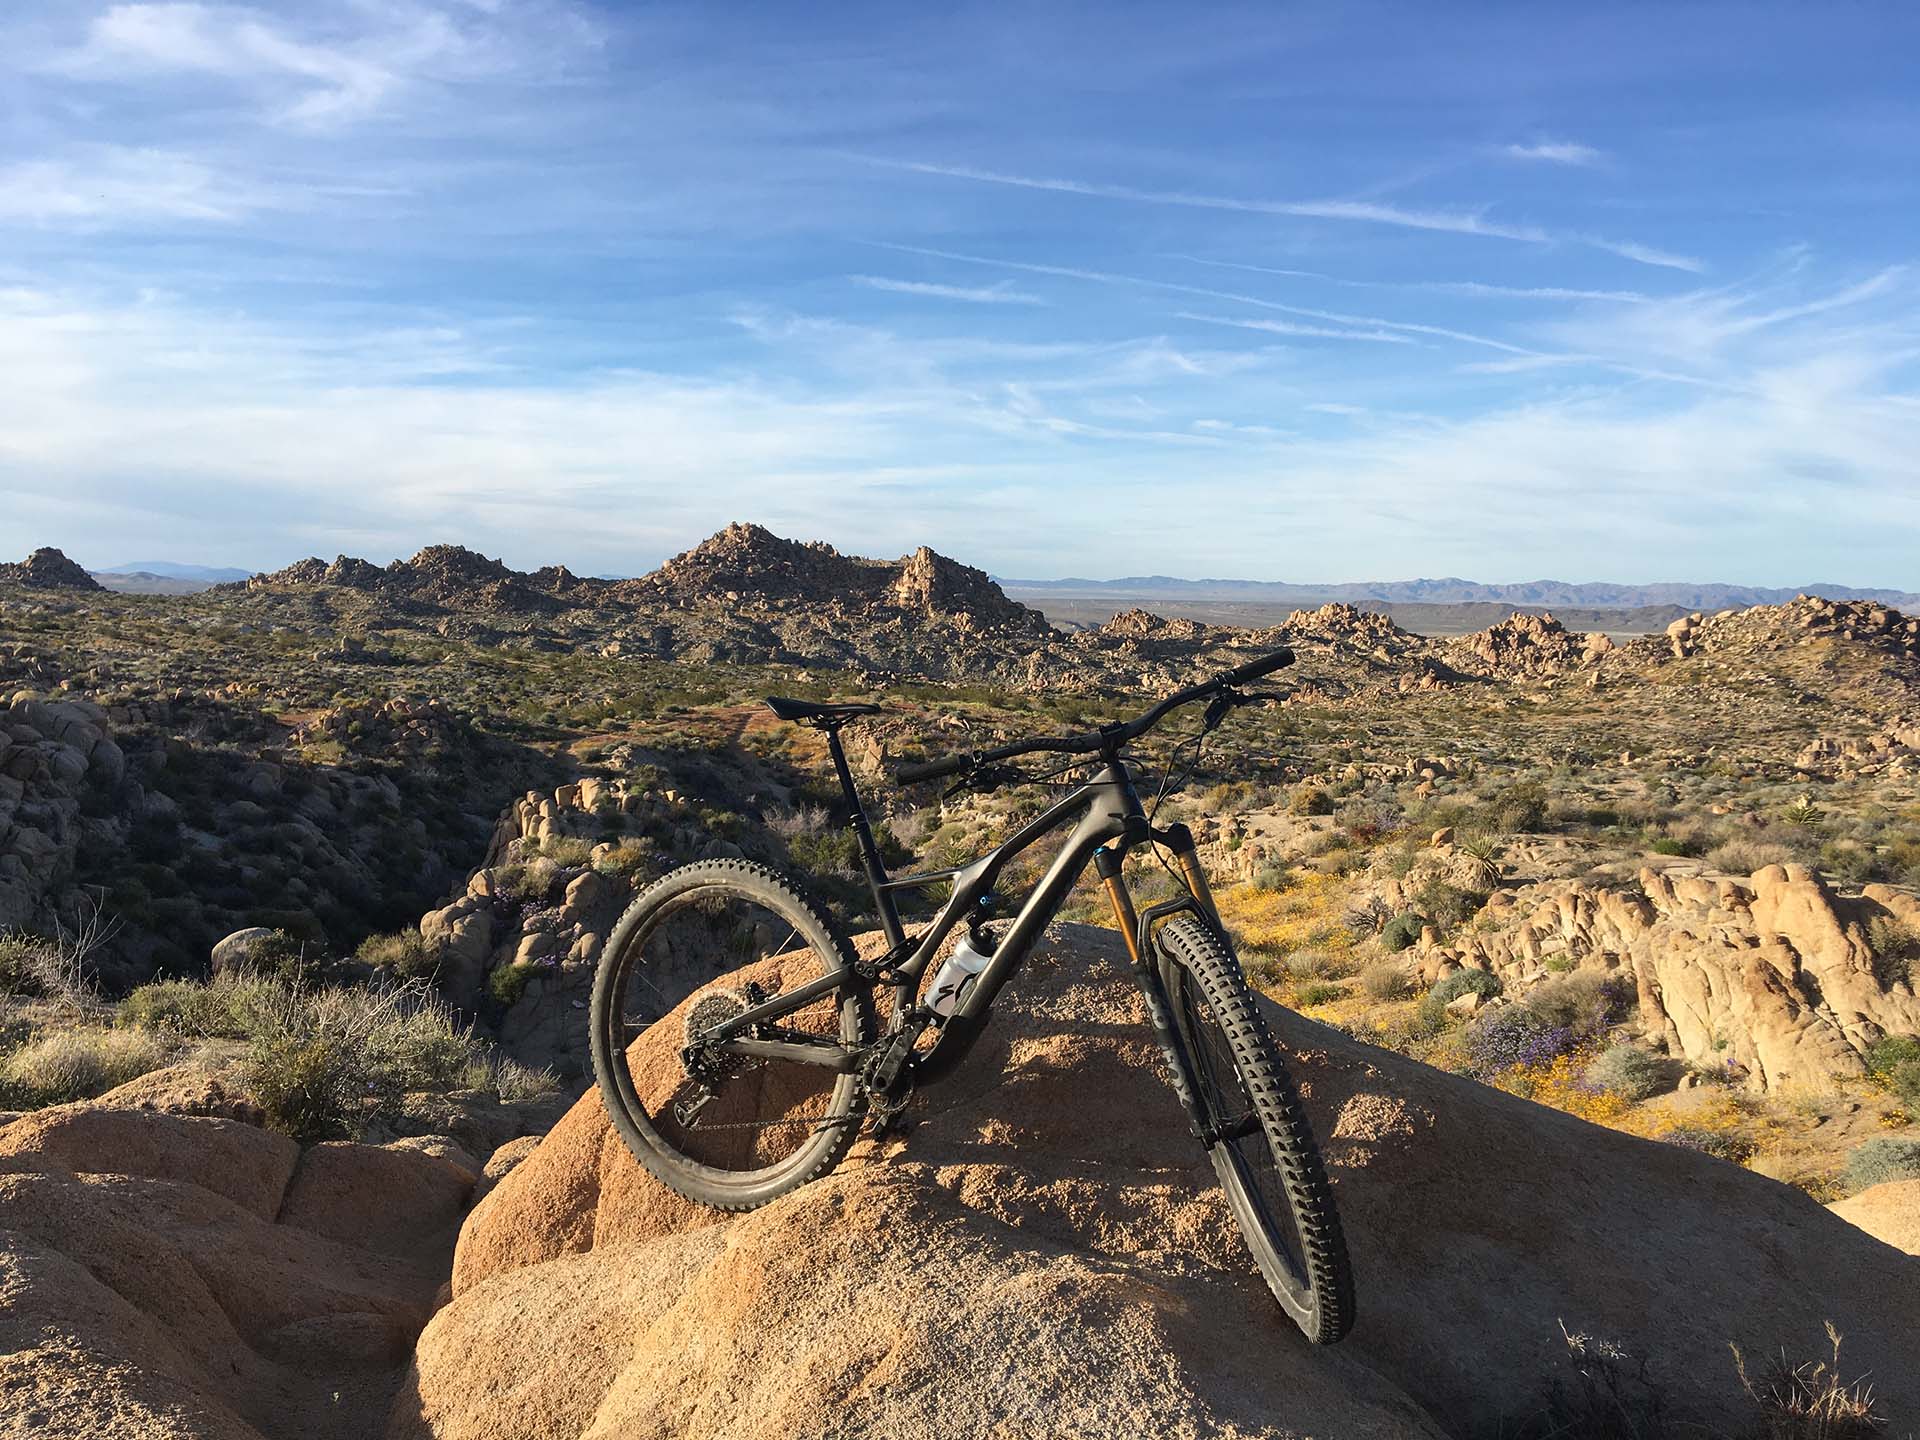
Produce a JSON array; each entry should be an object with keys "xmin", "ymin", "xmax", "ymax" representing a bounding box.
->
[{"xmin": 764, "ymin": 696, "xmax": 884, "ymax": 725}]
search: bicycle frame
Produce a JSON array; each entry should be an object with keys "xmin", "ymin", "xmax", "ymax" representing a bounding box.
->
[{"xmin": 700, "ymin": 735, "xmax": 1232, "ymax": 1107}]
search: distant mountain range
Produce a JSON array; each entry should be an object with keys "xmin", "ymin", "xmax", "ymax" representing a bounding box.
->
[
  {"xmin": 106, "ymin": 561, "xmax": 254, "ymax": 582},
  {"xmin": 997, "ymin": 575, "xmax": 1920, "ymax": 609}
]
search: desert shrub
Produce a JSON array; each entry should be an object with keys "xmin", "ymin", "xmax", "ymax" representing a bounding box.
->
[
  {"xmin": 1524, "ymin": 971, "xmax": 1634, "ymax": 1044},
  {"xmin": 355, "ymin": 928, "xmax": 438, "ymax": 979},
  {"xmin": 1284, "ymin": 949, "xmax": 1337, "ymax": 981},
  {"xmin": 1842, "ymin": 1137, "xmax": 1920, "ymax": 1193},
  {"xmin": 1647, "ymin": 834, "xmax": 1699, "ymax": 857},
  {"xmin": 0, "ymin": 928, "xmax": 101, "ymax": 1005},
  {"xmin": 1294, "ymin": 981, "xmax": 1346, "ymax": 1008},
  {"xmin": 1661, "ymin": 1126, "xmax": 1757, "ymax": 1163},
  {"xmin": 1866, "ymin": 917, "xmax": 1918, "ymax": 989},
  {"xmin": 539, "ymin": 836, "xmax": 595, "ymax": 867},
  {"xmin": 1889, "ymin": 1061, "xmax": 1920, "ymax": 1111},
  {"xmin": 1706, "ymin": 839, "xmax": 1796, "ymax": 876},
  {"xmin": 1358, "ymin": 960, "xmax": 1412, "ymax": 1001},
  {"xmin": 0, "ymin": 1027, "xmax": 170, "ymax": 1108},
  {"xmin": 1249, "ymin": 862, "xmax": 1290, "ymax": 892},
  {"xmin": 1734, "ymin": 1322, "xmax": 1885, "ymax": 1440},
  {"xmin": 1865, "ymin": 1034, "xmax": 1920, "ymax": 1079},
  {"xmin": 120, "ymin": 971, "xmax": 281, "ymax": 1039},
  {"xmin": 1464, "ymin": 1006, "xmax": 1574, "ymax": 1078},
  {"xmin": 1423, "ymin": 966, "xmax": 1503, "ymax": 1016},
  {"xmin": 488, "ymin": 962, "xmax": 535, "ymax": 1009},
  {"xmin": 1457, "ymin": 832, "xmax": 1502, "ymax": 889},
  {"xmin": 1379, "ymin": 912, "xmax": 1424, "ymax": 953},
  {"xmin": 1585, "ymin": 1044, "xmax": 1671, "ymax": 1101},
  {"xmin": 1411, "ymin": 879, "xmax": 1488, "ymax": 934},
  {"xmin": 240, "ymin": 930, "xmax": 339, "ymax": 987},
  {"xmin": 1288, "ymin": 786, "xmax": 1335, "ymax": 817},
  {"xmin": 243, "ymin": 981, "xmax": 495, "ymax": 1142},
  {"xmin": 1484, "ymin": 780, "xmax": 1550, "ymax": 834},
  {"xmin": 466, "ymin": 1051, "xmax": 560, "ymax": 1103}
]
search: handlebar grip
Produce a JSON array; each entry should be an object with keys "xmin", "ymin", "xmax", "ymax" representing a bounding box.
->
[
  {"xmin": 897, "ymin": 753, "xmax": 970, "ymax": 784},
  {"xmin": 1220, "ymin": 648, "xmax": 1295, "ymax": 686}
]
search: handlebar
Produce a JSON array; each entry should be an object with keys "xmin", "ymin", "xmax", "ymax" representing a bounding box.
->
[{"xmin": 895, "ymin": 648, "xmax": 1293, "ymax": 785}]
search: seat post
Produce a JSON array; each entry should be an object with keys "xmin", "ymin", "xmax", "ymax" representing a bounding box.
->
[{"xmin": 821, "ymin": 724, "xmax": 905, "ymax": 949}]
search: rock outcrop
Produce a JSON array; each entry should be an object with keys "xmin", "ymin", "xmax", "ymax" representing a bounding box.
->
[
  {"xmin": 1415, "ymin": 863, "xmax": 1920, "ymax": 1092},
  {"xmin": 0, "ymin": 1069, "xmax": 524, "ymax": 1440},
  {"xmin": 0, "ymin": 547, "xmax": 104, "ymax": 592},
  {"xmin": 1832, "ymin": 1179, "xmax": 1920, "ymax": 1256},
  {"xmin": 393, "ymin": 924, "xmax": 1920, "ymax": 1439},
  {"xmin": 0, "ymin": 691, "xmax": 129, "ymax": 939}
]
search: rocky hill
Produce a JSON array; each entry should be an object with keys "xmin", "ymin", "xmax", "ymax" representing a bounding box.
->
[{"xmin": 0, "ymin": 547, "xmax": 103, "ymax": 592}]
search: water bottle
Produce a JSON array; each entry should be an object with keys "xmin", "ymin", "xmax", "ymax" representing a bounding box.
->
[{"xmin": 925, "ymin": 929, "xmax": 993, "ymax": 1018}]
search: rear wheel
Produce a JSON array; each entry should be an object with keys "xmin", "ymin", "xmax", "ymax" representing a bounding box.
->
[
  {"xmin": 589, "ymin": 860, "xmax": 873, "ymax": 1211},
  {"xmin": 1157, "ymin": 914, "xmax": 1354, "ymax": 1343}
]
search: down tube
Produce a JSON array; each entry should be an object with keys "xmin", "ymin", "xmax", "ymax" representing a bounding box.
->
[{"xmin": 951, "ymin": 775, "xmax": 1135, "ymax": 1022}]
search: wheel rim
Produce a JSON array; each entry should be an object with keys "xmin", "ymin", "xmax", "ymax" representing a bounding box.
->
[
  {"xmin": 603, "ymin": 885, "xmax": 859, "ymax": 1178},
  {"xmin": 1175, "ymin": 971, "xmax": 1315, "ymax": 1308}
]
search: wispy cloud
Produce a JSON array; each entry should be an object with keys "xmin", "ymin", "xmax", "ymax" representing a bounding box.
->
[
  {"xmin": 52, "ymin": 1, "xmax": 602, "ymax": 129},
  {"xmin": 0, "ymin": 145, "xmax": 292, "ymax": 224},
  {"xmin": 1505, "ymin": 140, "xmax": 1603, "ymax": 166},
  {"xmin": 1176, "ymin": 255, "xmax": 1653, "ymax": 303},
  {"xmin": 856, "ymin": 155, "xmax": 1701, "ymax": 271},
  {"xmin": 1176, "ymin": 312, "xmax": 1414, "ymax": 345},
  {"xmin": 850, "ymin": 275, "xmax": 1047, "ymax": 305},
  {"xmin": 869, "ymin": 241, "xmax": 1539, "ymax": 356}
]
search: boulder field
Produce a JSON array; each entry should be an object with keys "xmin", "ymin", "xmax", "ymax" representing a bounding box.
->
[
  {"xmin": 395, "ymin": 923, "xmax": 1917, "ymax": 1440},
  {"xmin": 1, "ymin": 922, "xmax": 1913, "ymax": 1438}
]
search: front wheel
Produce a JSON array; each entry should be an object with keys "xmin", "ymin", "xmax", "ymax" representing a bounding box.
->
[{"xmin": 1157, "ymin": 914, "xmax": 1355, "ymax": 1344}]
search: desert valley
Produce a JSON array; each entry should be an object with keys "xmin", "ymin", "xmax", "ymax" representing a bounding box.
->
[{"xmin": 1, "ymin": 525, "xmax": 1916, "ymax": 1438}]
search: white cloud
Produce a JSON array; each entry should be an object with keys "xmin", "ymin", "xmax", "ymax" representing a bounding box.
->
[
  {"xmin": 850, "ymin": 275, "xmax": 1047, "ymax": 305},
  {"xmin": 1505, "ymin": 141, "xmax": 1603, "ymax": 166},
  {"xmin": 1176, "ymin": 312, "xmax": 1414, "ymax": 344}
]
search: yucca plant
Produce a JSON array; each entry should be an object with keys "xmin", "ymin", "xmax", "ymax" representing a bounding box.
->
[
  {"xmin": 1783, "ymin": 795, "xmax": 1823, "ymax": 829},
  {"xmin": 1458, "ymin": 831, "xmax": 1503, "ymax": 890}
]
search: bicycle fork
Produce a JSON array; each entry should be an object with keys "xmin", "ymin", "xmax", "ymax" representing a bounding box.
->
[{"xmin": 1095, "ymin": 835, "xmax": 1230, "ymax": 1146}]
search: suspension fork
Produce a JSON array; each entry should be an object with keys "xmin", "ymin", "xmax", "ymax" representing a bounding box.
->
[{"xmin": 1097, "ymin": 844, "xmax": 1213, "ymax": 1138}]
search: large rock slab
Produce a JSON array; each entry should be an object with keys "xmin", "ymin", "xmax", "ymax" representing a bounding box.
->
[{"xmin": 405, "ymin": 923, "xmax": 1920, "ymax": 1439}]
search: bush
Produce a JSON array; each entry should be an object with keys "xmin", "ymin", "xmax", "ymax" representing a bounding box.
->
[
  {"xmin": 1661, "ymin": 1126, "xmax": 1756, "ymax": 1163},
  {"xmin": 1585, "ymin": 1044, "xmax": 1671, "ymax": 1101},
  {"xmin": 0, "ymin": 1028, "xmax": 171, "ymax": 1108},
  {"xmin": 1484, "ymin": 780, "xmax": 1549, "ymax": 834},
  {"xmin": 1358, "ymin": 960, "xmax": 1412, "ymax": 1001},
  {"xmin": 120, "ymin": 971, "xmax": 280, "ymax": 1039},
  {"xmin": 1464, "ymin": 1006, "xmax": 1574, "ymax": 1078},
  {"xmin": 1889, "ymin": 1060, "xmax": 1920, "ymax": 1111},
  {"xmin": 1523, "ymin": 971, "xmax": 1634, "ymax": 1045},
  {"xmin": 354, "ymin": 928, "xmax": 438, "ymax": 979},
  {"xmin": 1843, "ymin": 1137, "xmax": 1920, "ymax": 1193},
  {"xmin": 1866, "ymin": 917, "xmax": 1918, "ymax": 989},
  {"xmin": 1865, "ymin": 1034, "xmax": 1920, "ymax": 1079},
  {"xmin": 1380, "ymin": 912, "xmax": 1424, "ymax": 953},
  {"xmin": 1294, "ymin": 981, "xmax": 1346, "ymax": 1008},
  {"xmin": 1410, "ymin": 879, "xmax": 1488, "ymax": 934},
  {"xmin": 1288, "ymin": 786, "xmax": 1335, "ymax": 817},
  {"xmin": 1425, "ymin": 966, "xmax": 1503, "ymax": 1010},
  {"xmin": 1706, "ymin": 839, "xmax": 1795, "ymax": 876},
  {"xmin": 488, "ymin": 962, "xmax": 535, "ymax": 1009},
  {"xmin": 243, "ymin": 980, "xmax": 502, "ymax": 1142}
]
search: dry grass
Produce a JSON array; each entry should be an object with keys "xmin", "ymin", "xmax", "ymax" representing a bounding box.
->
[
  {"xmin": 0, "ymin": 1026, "xmax": 172, "ymax": 1107},
  {"xmin": 1734, "ymin": 1323, "xmax": 1887, "ymax": 1440}
]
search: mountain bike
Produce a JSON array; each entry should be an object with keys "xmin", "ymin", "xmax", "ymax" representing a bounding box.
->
[{"xmin": 589, "ymin": 649, "xmax": 1354, "ymax": 1343}]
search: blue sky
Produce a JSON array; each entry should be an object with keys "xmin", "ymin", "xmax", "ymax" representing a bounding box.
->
[{"xmin": 1, "ymin": 2, "xmax": 1917, "ymax": 585}]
